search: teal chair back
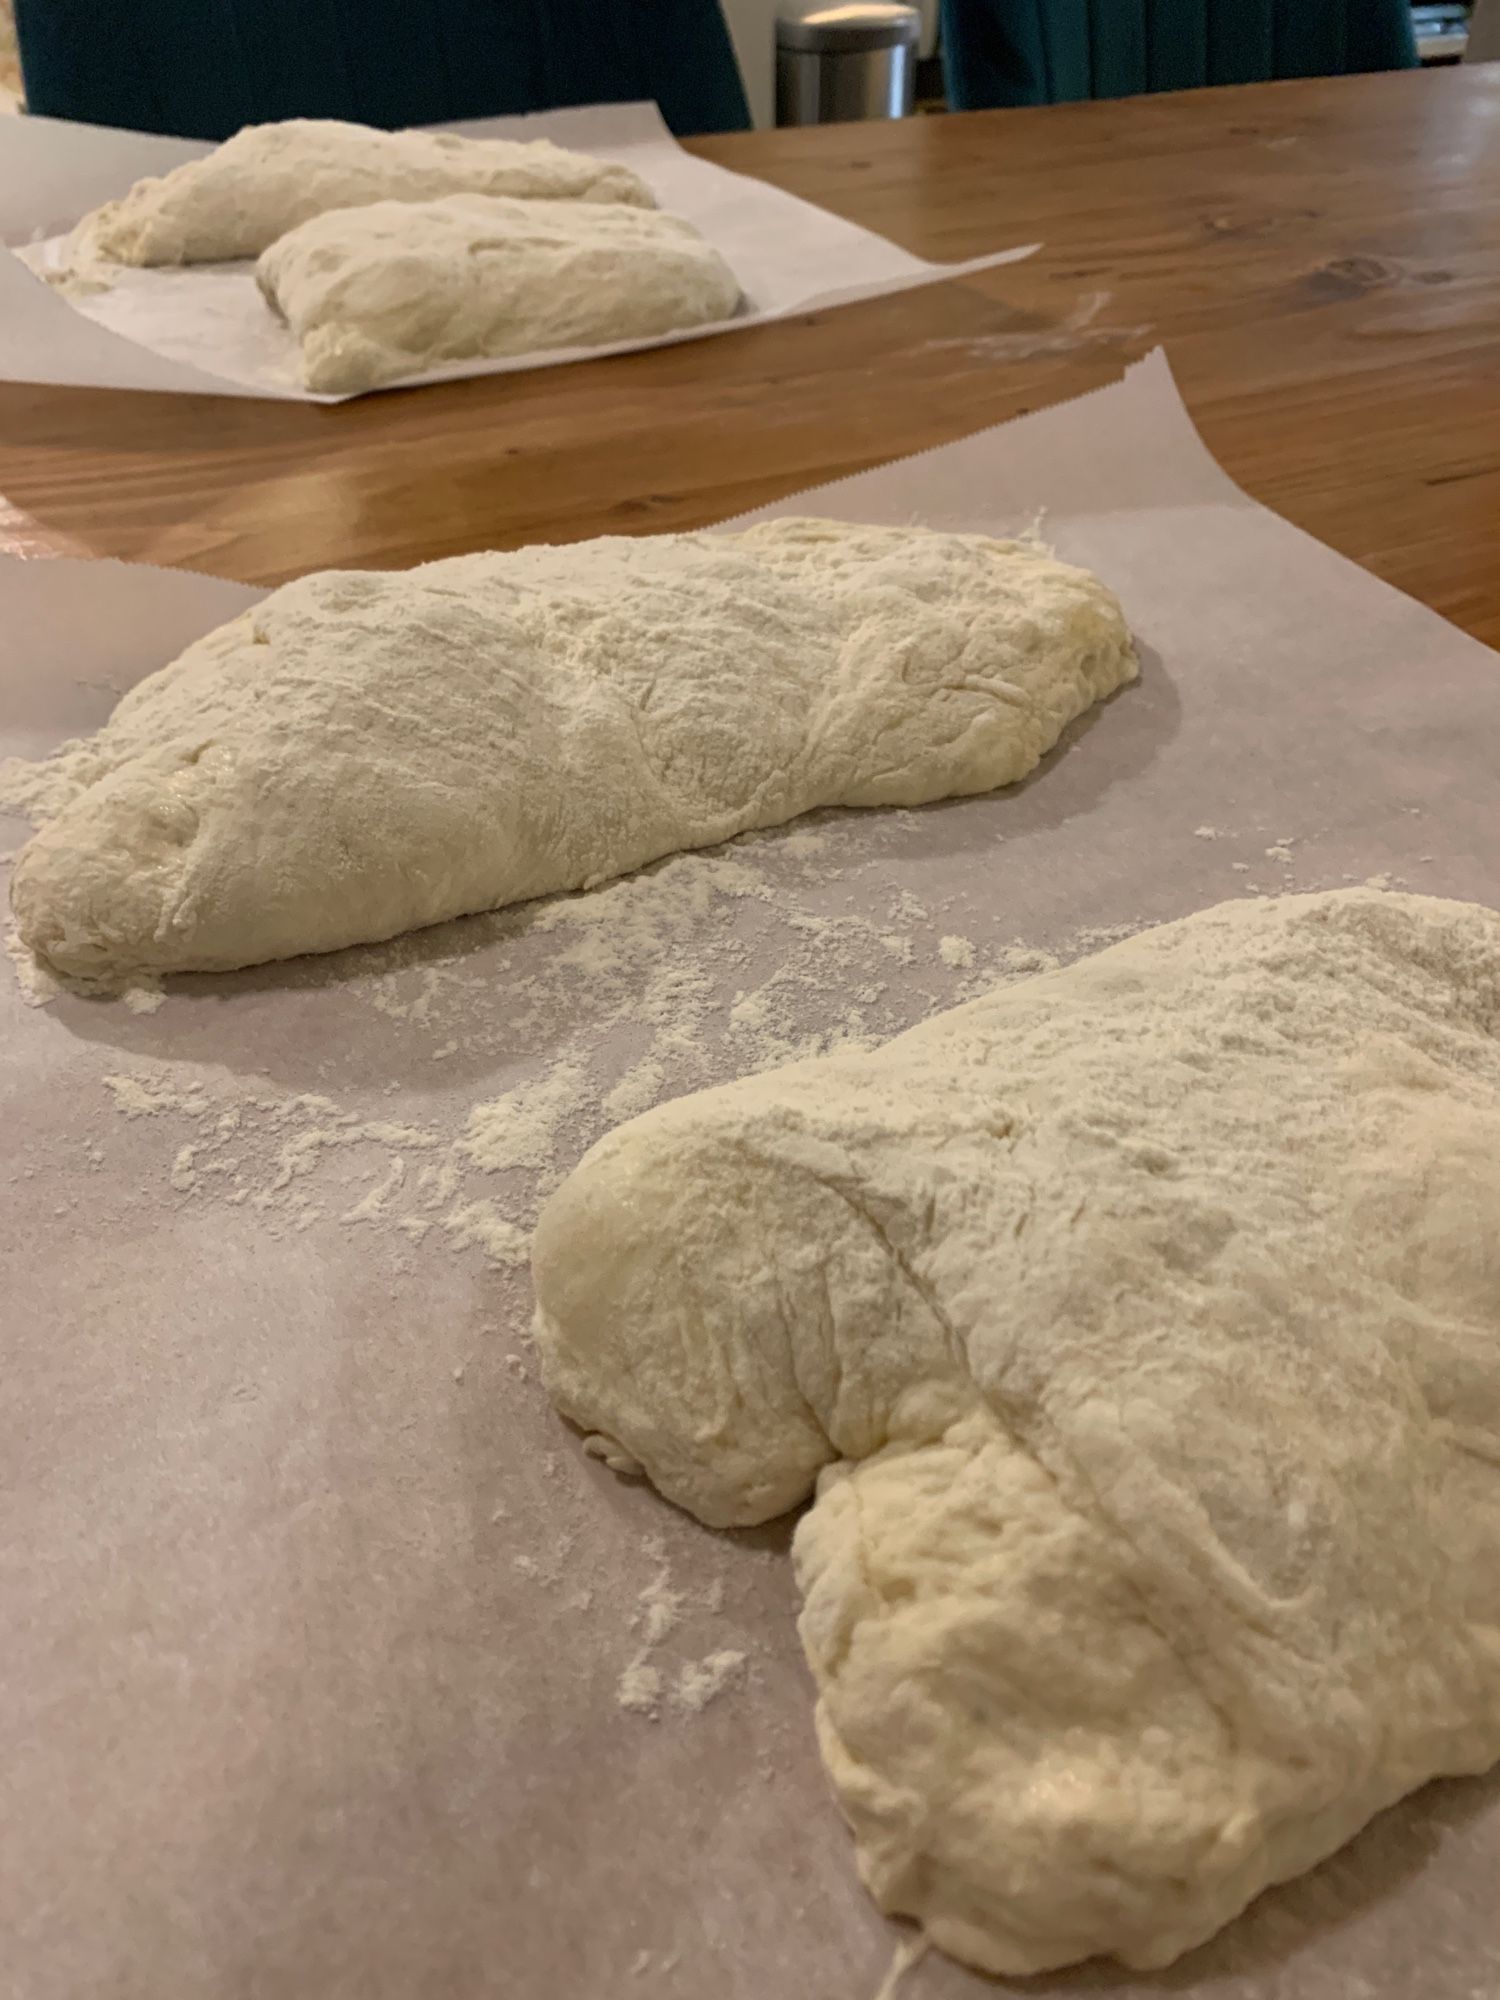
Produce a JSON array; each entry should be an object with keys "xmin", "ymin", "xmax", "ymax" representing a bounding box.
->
[
  {"xmin": 14, "ymin": 0, "xmax": 750, "ymax": 139},
  {"xmin": 941, "ymin": 0, "xmax": 1418, "ymax": 108}
]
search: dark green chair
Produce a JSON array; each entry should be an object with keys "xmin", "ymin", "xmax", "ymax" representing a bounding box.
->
[
  {"xmin": 14, "ymin": 0, "xmax": 750, "ymax": 140},
  {"xmin": 941, "ymin": 0, "xmax": 1418, "ymax": 109}
]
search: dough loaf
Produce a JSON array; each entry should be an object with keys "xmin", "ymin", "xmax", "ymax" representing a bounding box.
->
[
  {"xmin": 256, "ymin": 194, "xmax": 741, "ymax": 392},
  {"xmin": 76, "ymin": 118, "xmax": 653, "ymax": 266},
  {"xmin": 532, "ymin": 890, "xmax": 1500, "ymax": 1975},
  {"xmin": 6, "ymin": 523, "xmax": 1133, "ymax": 980}
]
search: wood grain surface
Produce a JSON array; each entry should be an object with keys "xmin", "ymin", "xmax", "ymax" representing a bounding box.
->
[{"xmin": 1, "ymin": 64, "xmax": 1498, "ymax": 639}]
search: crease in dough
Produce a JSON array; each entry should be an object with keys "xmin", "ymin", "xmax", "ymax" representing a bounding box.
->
[
  {"xmin": 531, "ymin": 889, "xmax": 1500, "ymax": 1976},
  {"xmin": 4, "ymin": 521, "xmax": 1134, "ymax": 982},
  {"xmin": 255, "ymin": 194, "xmax": 742, "ymax": 393},
  {"xmin": 73, "ymin": 117, "xmax": 654, "ymax": 267}
]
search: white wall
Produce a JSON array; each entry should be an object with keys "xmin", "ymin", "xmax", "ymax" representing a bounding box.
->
[
  {"xmin": 719, "ymin": 0, "xmax": 938, "ymax": 128},
  {"xmin": 719, "ymin": 0, "xmax": 779, "ymax": 127}
]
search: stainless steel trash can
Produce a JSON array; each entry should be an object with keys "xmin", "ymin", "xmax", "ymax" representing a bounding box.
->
[{"xmin": 775, "ymin": 3, "xmax": 920, "ymax": 125}]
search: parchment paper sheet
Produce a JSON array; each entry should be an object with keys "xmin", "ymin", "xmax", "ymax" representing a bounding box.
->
[
  {"xmin": 3, "ymin": 352, "xmax": 1499, "ymax": 2000},
  {"xmin": 0, "ymin": 103, "xmax": 1033, "ymax": 401}
]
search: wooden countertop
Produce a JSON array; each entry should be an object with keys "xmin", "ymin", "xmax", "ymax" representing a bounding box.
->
[{"xmin": 1, "ymin": 64, "xmax": 1498, "ymax": 641}]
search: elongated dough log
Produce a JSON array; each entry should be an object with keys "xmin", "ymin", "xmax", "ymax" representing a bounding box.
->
[
  {"xmin": 256, "ymin": 194, "xmax": 741, "ymax": 392},
  {"xmin": 76, "ymin": 118, "xmax": 654, "ymax": 266},
  {"xmin": 534, "ymin": 889, "xmax": 1500, "ymax": 1976},
  {"xmin": 7, "ymin": 522, "xmax": 1134, "ymax": 980}
]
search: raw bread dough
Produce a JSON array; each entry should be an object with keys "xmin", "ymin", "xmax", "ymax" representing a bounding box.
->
[
  {"xmin": 532, "ymin": 890, "xmax": 1500, "ymax": 1976},
  {"xmin": 75, "ymin": 118, "xmax": 653, "ymax": 267},
  {"xmin": 256, "ymin": 194, "xmax": 742, "ymax": 393},
  {"xmin": 5, "ymin": 523, "xmax": 1133, "ymax": 981}
]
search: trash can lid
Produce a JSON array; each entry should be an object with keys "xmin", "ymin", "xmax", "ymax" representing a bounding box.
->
[{"xmin": 775, "ymin": 2, "xmax": 922, "ymax": 54}]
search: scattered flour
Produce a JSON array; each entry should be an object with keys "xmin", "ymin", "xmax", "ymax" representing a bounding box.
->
[
  {"xmin": 91, "ymin": 1067, "xmax": 523, "ymax": 1254},
  {"xmin": 994, "ymin": 943, "xmax": 1060, "ymax": 978},
  {"xmin": 636, "ymin": 1563, "xmax": 685, "ymax": 1647},
  {"xmin": 675, "ymin": 1649, "xmax": 747, "ymax": 1712},
  {"xmin": 780, "ymin": 829, "xmax": 829, "ymax": 860},
  {"xmin": 602, "ymin": 1057, "xmax": 666, "ymax": 1124},
  {"xmin": 605, "ymin": 1536, "xmax": 748, "ymax": 1720},
  {"xmin": 5, "ymin": 921, "xmax": 64, "ymax": 1008},
  {"xmin": 616, "ymin": 1655, "xmax": 663, "ymax": 1718},
  {"xmin": 1071, "ymin": 922, "xmax": 1140, "ymax": 951},
  {"xmin": 78, "ymin": 847, "xmax": 1164, "ymax": 1282},
  {"xmin": 104, "ymin": 1072, "xmax": 210, "ymax": 1120},
  {"xmin": 341, "ymin": 1154, "xmax": 406, "ymax": 1224},
  {"xmin": 460, "ymin": 1061, "xmax": 591, "ymax": 1175}
]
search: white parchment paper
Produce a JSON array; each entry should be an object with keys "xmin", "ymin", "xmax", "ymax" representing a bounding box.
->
[
  {"xmin": 0, "ymin": 103, "xmax": 1034, "ymax": 401},
  {"xmin": 3, "ymin": 353, "xmax": 1498, "ymax": 1999}
]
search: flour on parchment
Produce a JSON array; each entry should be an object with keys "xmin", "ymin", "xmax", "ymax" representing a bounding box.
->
[
  {"xmin": 612, "ymin": 1538, "xmax": 748, "ymax": 1721},
  {"xmin": 74, "ymin": 827, "xmax": 1154, "ymax": 1274}
]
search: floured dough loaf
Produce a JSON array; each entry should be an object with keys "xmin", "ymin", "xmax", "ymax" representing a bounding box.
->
[
  {"xmin": 6, "ymin": 522, "xmax": 1133, "ymax": 980},
  {"xmin": 75, "ymin": 118, "xmax": 653, "ymax": 266},
  {"xmin": 256, "ymin": 194, "xmax": 741, "ymax": 393},
  {"xmin": 532, "ymin": 889, "xmax": 1500, "ymax": 1976}
]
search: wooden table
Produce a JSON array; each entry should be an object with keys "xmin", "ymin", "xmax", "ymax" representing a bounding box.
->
[{"xmin": 2, "ymin": 64, "xmax": 1499, "ymax": 641}]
